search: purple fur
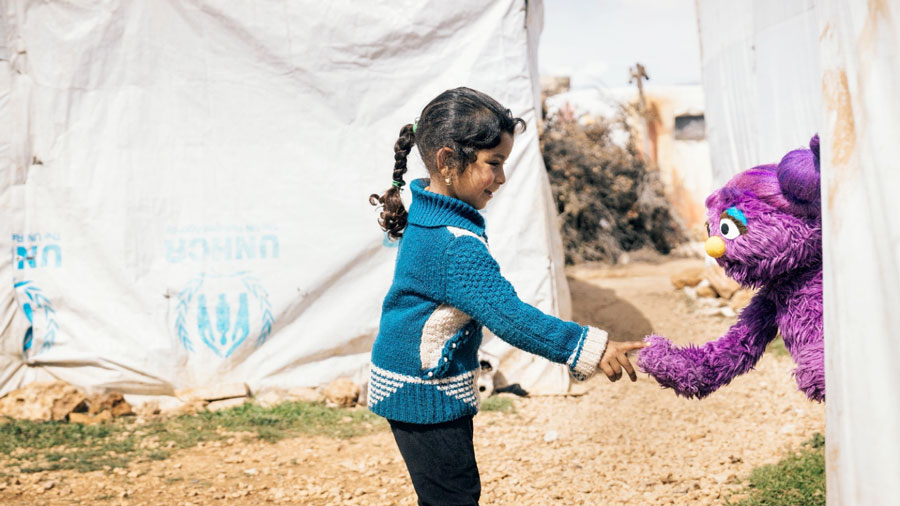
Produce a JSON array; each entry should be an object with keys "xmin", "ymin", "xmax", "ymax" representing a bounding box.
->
[
  {"xmin": 639, "ymin": 135, "xmax": 825, "ymax": 402},
  {"xmin": 777, "ymin": 134, "xmax": 821, "ymax": 217}
]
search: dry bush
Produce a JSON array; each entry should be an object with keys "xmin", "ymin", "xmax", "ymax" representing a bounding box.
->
[{"xmin": 540, "ymin": 111, "xmax": 686, "ymax": 264}]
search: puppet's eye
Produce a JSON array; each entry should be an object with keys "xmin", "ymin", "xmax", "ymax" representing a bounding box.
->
[{"xmin": 719, "ymin": 218, "xmax": 742, "ymax": 240}]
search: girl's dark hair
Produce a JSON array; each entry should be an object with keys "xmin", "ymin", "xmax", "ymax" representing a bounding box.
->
[{"xmin": 370, "ymin": 87, "xmax": 525, "ymax": 240}]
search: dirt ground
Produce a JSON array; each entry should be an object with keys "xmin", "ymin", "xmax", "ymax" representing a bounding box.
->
[{"xmin": 1, "ymin": 258, "xmax": 825, "ymax": 505}]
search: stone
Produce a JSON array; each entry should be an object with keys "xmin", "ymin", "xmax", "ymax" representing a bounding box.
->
[
  {"xmin": 175, "ymin": 383, "xmax": 249, "ymax": 402},
  {"xmin": 134, "ymin": 400, "xmax": 161, "ymax": 418},
  {"xmin": 704, "ymin": 265, "xmax": 741, "ymax": 299},
  {"xmin": 682, "ymin": 286, "xmax": 698, "ymax": 301},
  {"xmin": 69, "ymin": 410, "xmax": 113, "ymax": 424},
  {"xmin": 323, "ymin": 378, "xmax": 360, "ymax": 408},
  {"xmin": 695, "ymin": 279, "xmax": 717, "ymax": 298},
  {"xmin": 670, "ymin": 266, "xmax": 705, "ymax": 289},
  {"xmin": 286, "ymin": 387, "xmax": 325, "ymax": 404},
  {"xmin": 255, "ymin": 391, "xmax": 286, "ymax": 408},
  {"xmin": 0, "ymin": 381, "xmax": 87, "ymax": 421},
  {"xmin": 718, "ymin": 306, "xmax": 737, "ymax": 318},
  {"xmin": 256, "ymin": 387, "xmax": 325, "ymax": 407},
  {"xmin": 206, "ymin": 397, "xmax": 249, "ymax": 412},
  {"xmin": 713, "ymin": 472, "xmax": 737, "ymax": 485},
  {"xmin": 543, "ymin": 430, "xmax": 559, "ymax": 443},
  {"xmin": 779, "ymin": 423, "xmax": 797, "ymax": 434},
  {"xmin": 729, "ymin": 289, "xmax": 755, "ymax": 311},
  {"xmin": 87, "ymin": 392, "xmax": 133, "ymax": 417},
  {"xmin": 162, "ymin": 399, "xmax": 207, "ymax": 416}
]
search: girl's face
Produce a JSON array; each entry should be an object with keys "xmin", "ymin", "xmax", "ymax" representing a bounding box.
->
[{"xmin": 449, "ymin": 133, "xmax": 513, "ymax": 210}]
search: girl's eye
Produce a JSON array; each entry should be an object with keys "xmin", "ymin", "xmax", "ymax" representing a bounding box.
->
[{"xmin": 719, "ymin": 218, "xmax": 742, "ymax": 240}]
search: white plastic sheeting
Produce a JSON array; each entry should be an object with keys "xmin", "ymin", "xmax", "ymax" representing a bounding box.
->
[
  {"xmin": 697, "ymin": 1, "xmax": 900, "ymax": 503},
  {"xmin": 0, "ymin": 0, "xmax": 575, "ymax": 400},
  {"xmin": 696, "ymin": 0, "xmax": 821, "ymax": 184},
  {"xmin": 818, "ymin": 2, "xmax": 900, "ymax": 504}
]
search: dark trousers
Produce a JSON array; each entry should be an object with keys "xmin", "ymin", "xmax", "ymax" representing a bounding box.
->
[{"xmin": 388, "ymin": 416, "xmax": 481, "ymax": 506}]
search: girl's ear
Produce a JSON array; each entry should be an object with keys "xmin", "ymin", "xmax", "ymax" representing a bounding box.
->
[{"xmin": 435, "ymin": 146, "xmax": 455, "ymax": 175}]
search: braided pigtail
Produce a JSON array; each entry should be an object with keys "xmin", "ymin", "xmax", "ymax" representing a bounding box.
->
[{"xmin": 370, "ymin": 123, "xmax": 415, "ymax": 240}]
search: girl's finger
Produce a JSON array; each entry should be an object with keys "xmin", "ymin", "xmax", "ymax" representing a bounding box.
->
[
  {"xmin": 600, "ymin": 362, "xmax": 616, "ymax": 381},
  {"xmin": 610, "ymin": 361, "xmax": 622, "ymax": 377},
  {"xmin": 617, "ymin": 354, "xmax": 637, "ymax": 382}
]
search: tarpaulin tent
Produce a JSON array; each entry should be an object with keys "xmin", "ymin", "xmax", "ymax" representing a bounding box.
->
[
  {"xmin": 696, "ymin": 0, "xmax": 900, "ymax": 503},
  {"xmin": 696, "ymin": 0, "xmax": 821, "ymax": 181},
  {"xmin": 0, "ymin": 0, "xmax": 575, "ymax": 404}
]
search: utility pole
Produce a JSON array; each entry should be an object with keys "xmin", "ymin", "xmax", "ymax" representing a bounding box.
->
[
  {"xmin": 629, "ymin": 63, "xmax": 650, "ymax": 112},
  {"xmin": 628, "ymin": 63, "xmax": 655, "ymax": 163}
]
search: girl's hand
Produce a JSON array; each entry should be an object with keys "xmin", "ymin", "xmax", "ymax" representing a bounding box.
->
[{"xmin": 599, "ymin": 340, "xmax": 649, "ymax": 382}]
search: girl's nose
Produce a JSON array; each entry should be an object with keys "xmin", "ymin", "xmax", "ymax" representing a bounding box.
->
[{"xmin": 495, "ymin": 166, "xmax": 506, "ymax": 185}]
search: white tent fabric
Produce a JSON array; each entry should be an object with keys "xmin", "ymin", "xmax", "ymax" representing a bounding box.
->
[
  {"xmin": 697, "ymin": 1, "xmax": 900, "ymax": 503},
  {"xmin": 696, "ymin": 0, "xmax": 821, "ymax": 183},
  {"xmin": 0, "ymin": 0, "xmax": 574, "ymax": 400},
  {"xmin": 818, "ymin": 2, "xmax": 900, "ymax": 504}
]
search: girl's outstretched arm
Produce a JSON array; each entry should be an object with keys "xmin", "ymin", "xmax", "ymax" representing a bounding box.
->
[
  {"xmin": 638, "ymin": 293, "xmax": 778, "ymax": 398},
  {"xmin": 443, "ymin": 235, "xmax": 607, "ymax": 380}
]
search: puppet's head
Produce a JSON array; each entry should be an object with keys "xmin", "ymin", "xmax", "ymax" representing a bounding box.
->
[{"xmin": 704, "ymin": 135, "xmax": 822, "ymax": 288}]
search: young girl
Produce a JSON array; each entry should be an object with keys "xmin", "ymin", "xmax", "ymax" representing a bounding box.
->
[{"xmin": 368, "ymin": 87, "xmax": 644, "ymax": 505}]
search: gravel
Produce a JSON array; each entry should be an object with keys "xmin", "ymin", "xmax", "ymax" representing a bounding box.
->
[{"xmin": 0, "ymin": 259, "xmax": 824, "ymax": 505}]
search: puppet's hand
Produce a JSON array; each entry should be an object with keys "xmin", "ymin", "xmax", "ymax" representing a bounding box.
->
[{"xmin": 637, "ymin": 335, "xmax": 711, "ymax": 398}]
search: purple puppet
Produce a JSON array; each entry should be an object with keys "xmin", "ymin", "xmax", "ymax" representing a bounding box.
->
[{"xmin": 638, "ymin": 134, "xmax": 824, "ymax": 402}]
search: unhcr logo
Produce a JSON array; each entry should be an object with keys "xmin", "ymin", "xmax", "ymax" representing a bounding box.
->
[
  {"xmin": 164, "ymin": 224, "xmax": 279, "ymax": 264},
  {"xmin": 11, "ymin": 232, "xmax": 63, "ymax": 270},
  {"xmin": 14, "ymin": 280, "xmax": 58, "ymax": 357},
  {"xmin": 175, "ymin": 272, "xmax": 273, "ymax": 357}
]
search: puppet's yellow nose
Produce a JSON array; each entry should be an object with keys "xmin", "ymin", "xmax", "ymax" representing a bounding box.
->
[{"xmin": 706, "ymin": 236, "xmax": 726, "ymax": 258}]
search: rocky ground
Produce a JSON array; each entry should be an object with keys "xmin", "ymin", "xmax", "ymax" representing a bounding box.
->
[{"xmin": 0, "ymin": 258, "xmax": 825, "ymax": 505}]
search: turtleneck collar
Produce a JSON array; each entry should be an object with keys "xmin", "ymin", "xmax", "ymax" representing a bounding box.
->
[{"xmin": 407, "ymin": 178, "xmax": 486, "ymax": 237}]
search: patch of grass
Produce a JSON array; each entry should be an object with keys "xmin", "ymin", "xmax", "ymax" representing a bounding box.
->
[
  {"xmin": 480, "ymin": 396, "xmax": 516, "ymax": 413},
  {"xmin": 0, "ymin": 418, "xmax": 117, "ymax": 452},
  {"xmin": 726, "ymin": 433, "xmax": 825, "ymax": 506},
  {"xmin": 766, "ymin": 333, "xmax": 789, "ymax": 357},
  {"xmin": 0, "ymin": 401, "xmax": 386, "ymax": 473},
  {"xmin": 152, "ymin": 400, "xmax": 385, "ymax": 443}
]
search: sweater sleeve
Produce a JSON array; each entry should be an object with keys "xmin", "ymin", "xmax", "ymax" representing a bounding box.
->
[{"xmin": 443, "ymin": 236, "xmax": 608, "ymax": 380}]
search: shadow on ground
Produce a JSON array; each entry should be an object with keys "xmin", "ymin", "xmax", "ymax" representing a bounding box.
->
[{"xmin": 567, "ymin": 277, "xmax": 653, "ymax": 342}]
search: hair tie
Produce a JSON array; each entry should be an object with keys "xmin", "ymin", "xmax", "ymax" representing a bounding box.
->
[
  {"xmin": 392, "ymin": 180, "xmax": 405, "ymax": 189},
  {"xmin": 412, "ymin": 119, "xmax": 418, "ymax": 134}
]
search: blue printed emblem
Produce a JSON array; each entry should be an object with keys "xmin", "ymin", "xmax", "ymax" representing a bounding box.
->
[
  {"xmin": 13, "ymin": 280, "xmax": 58, "ymax": 356},
  {"xmin": 175, "ymin": 272, "xmax": 273, "ymax": 357}
]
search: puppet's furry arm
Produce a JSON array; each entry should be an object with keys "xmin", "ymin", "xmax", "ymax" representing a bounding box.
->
[{"xmin": 637, "ymin": 293, "xmax": 778, "ymax": 398}]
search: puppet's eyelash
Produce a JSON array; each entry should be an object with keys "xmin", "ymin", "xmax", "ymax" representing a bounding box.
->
[{"xmin": 720, "ymin": 209, "xmax": 748, "ymax": 235}]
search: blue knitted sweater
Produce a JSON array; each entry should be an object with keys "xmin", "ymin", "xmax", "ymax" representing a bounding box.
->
[{"xmin": 368, "ymin": 178, "xmax": 608, "ymax": 424}]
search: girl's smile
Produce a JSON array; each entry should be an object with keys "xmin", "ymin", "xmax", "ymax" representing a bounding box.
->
[{"xmin": 439, "ymin": 132, "xmax": 513, "ymax": 210}]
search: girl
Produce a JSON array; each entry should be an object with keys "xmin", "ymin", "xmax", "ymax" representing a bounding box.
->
[{"xmin": 368, "ymin": 87, "xmax": 644, "ymax": 505}]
